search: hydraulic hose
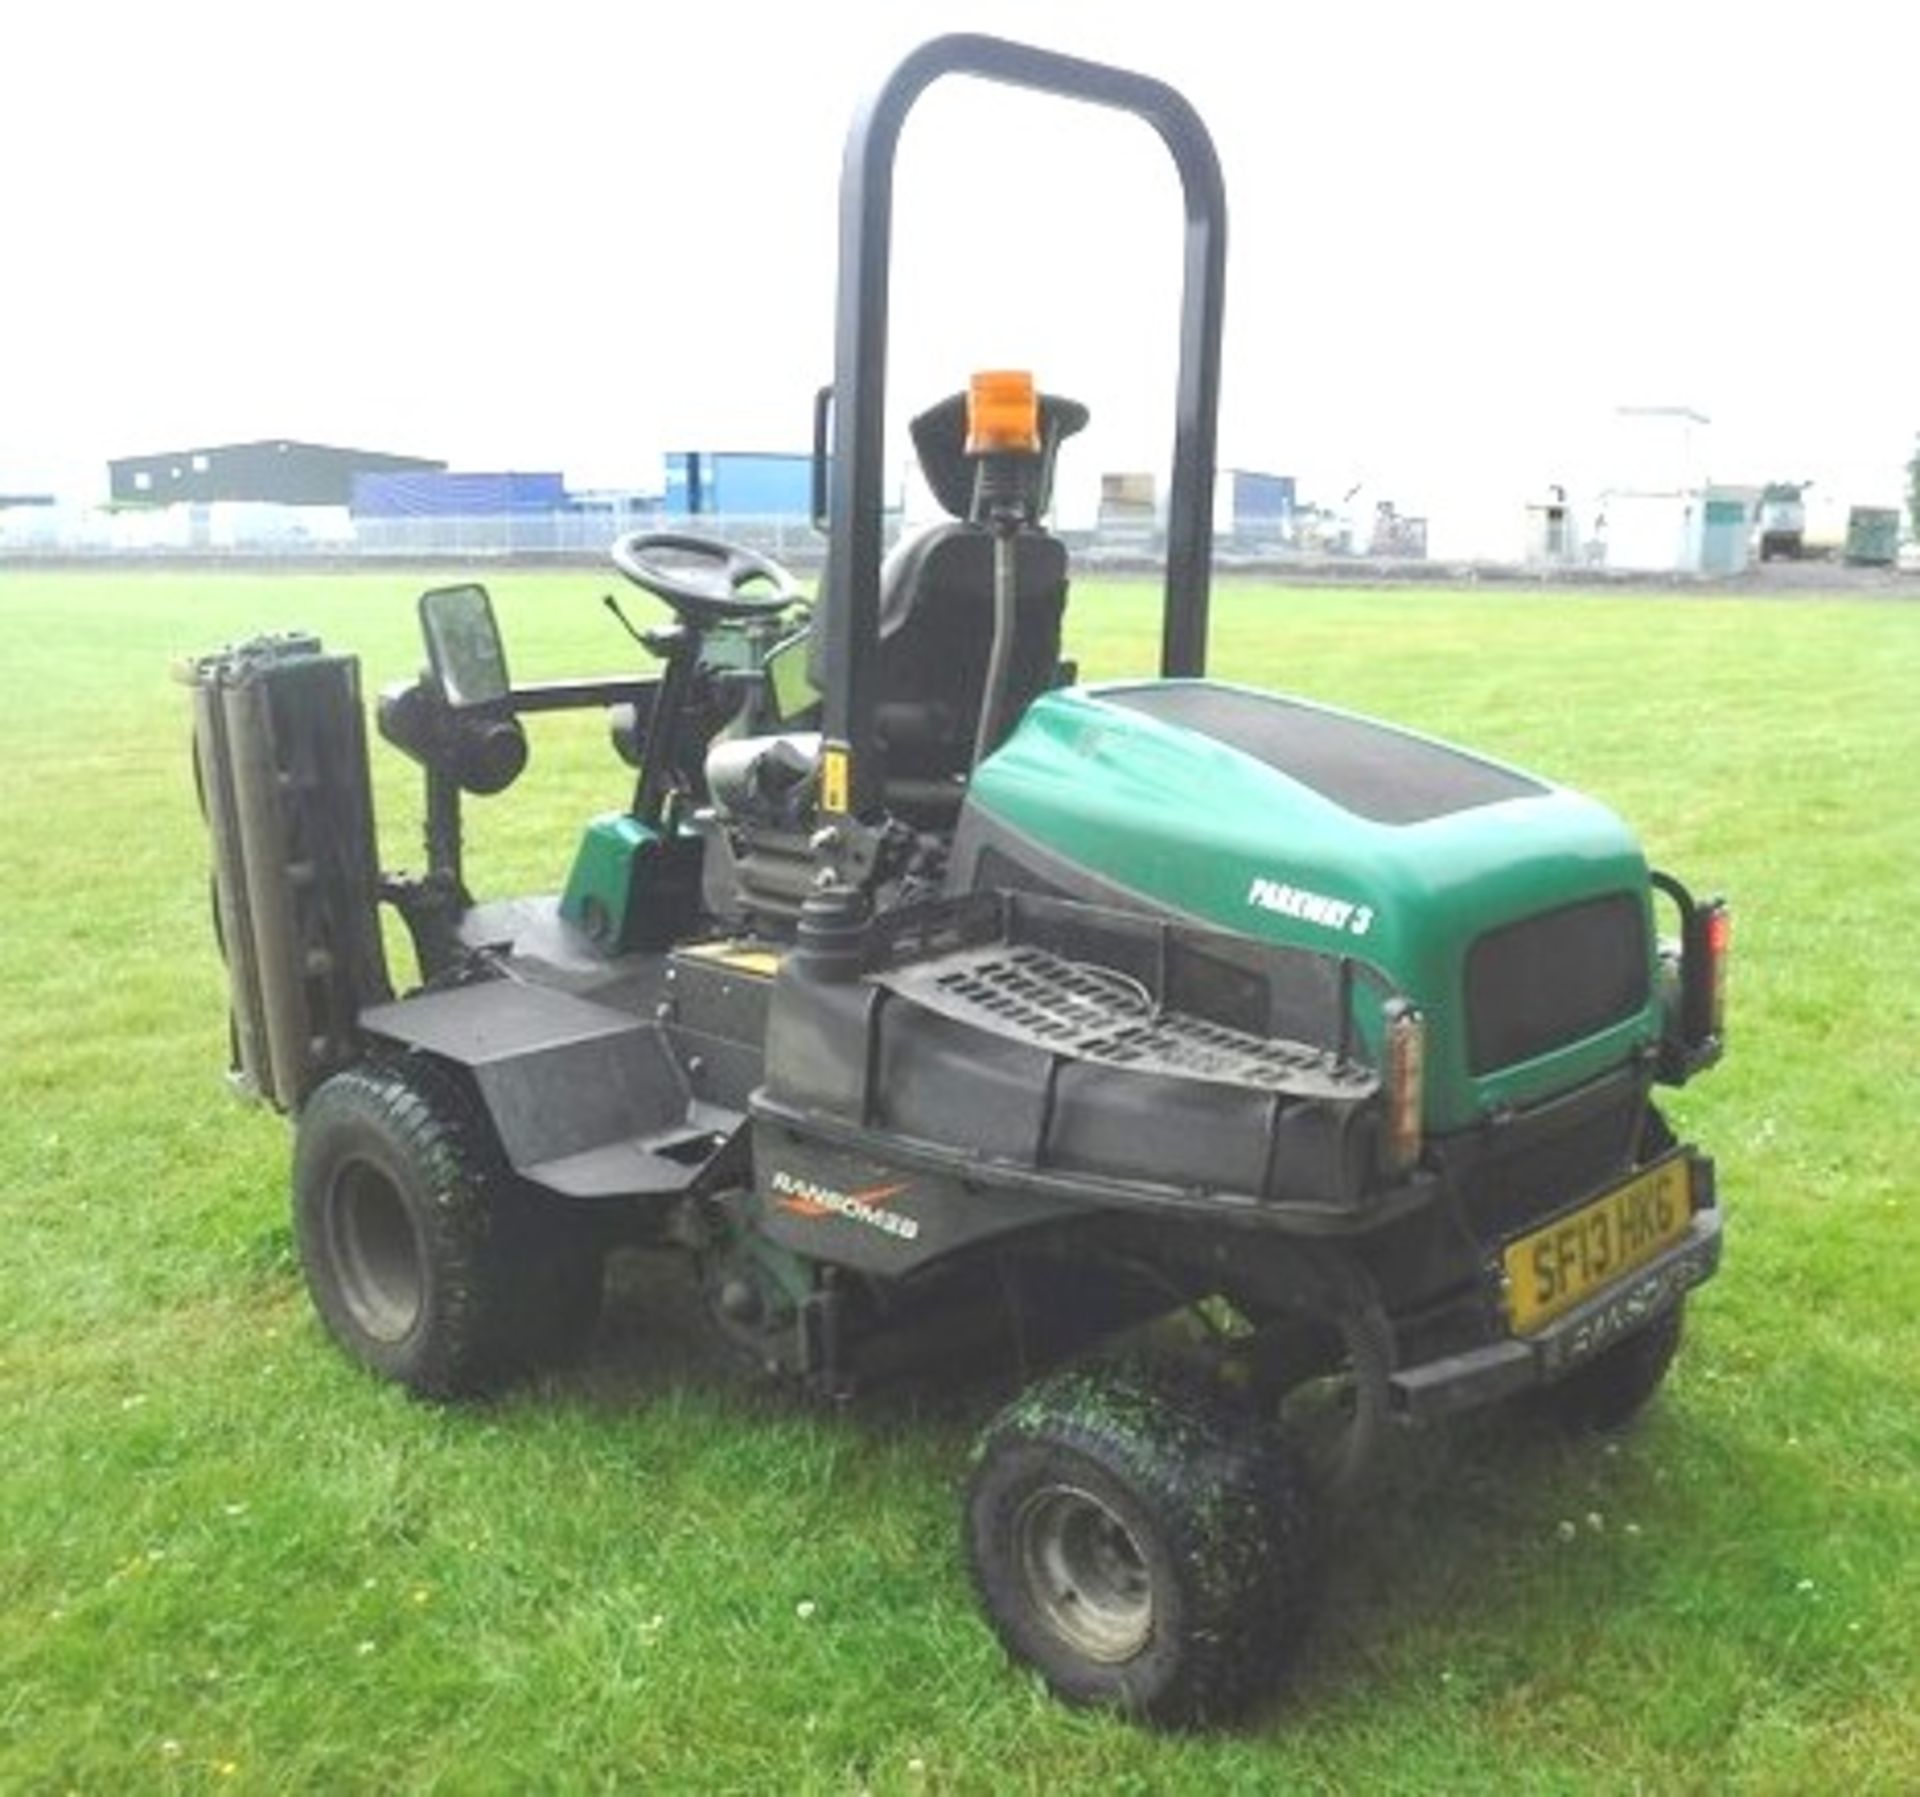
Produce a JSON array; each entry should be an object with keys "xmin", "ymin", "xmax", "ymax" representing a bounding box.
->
[{"xmin": 973, "ymin": 526, "xmax": 1019, "ymax": 768}]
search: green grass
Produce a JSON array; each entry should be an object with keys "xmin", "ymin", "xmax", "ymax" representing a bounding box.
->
[{"xmin": 1, "ymin": 566, "xmax": 1917, "ymax": 1792}]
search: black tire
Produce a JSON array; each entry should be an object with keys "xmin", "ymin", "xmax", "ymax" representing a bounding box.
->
[
  {"xmin": 963, "ymin": 1361, "xmax": 1315, "ymax": 1727},
  {"xmin": 1248, "ymin": 1303, "xmax": 1395, "ymax": 1507},
  {"xmin": 1542, "ymin": 1300, "xmax": 1685, "ymax": 1433},
  {"xmin": 293, "ymin": 1061, "xmax": 601, "ymax": 1398}
]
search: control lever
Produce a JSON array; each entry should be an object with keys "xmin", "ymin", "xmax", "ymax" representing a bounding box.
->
[{"xmin": 603, "ymin": 591, "xmax": 678, "ymax": 661}]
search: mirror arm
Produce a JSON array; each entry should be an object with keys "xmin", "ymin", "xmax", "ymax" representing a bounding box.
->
[
  {"xmin": 424, "ymin": 763, "xmax": 468, "ymax": 902},
  {"xmin": 505, "ymin": 676, "xmax": 659, "ymax": 716}
]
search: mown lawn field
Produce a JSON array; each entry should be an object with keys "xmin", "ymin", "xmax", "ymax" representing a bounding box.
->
[{"xmin": 1, "ymin": 565, "xmax": 1916, "ymax": 1793}]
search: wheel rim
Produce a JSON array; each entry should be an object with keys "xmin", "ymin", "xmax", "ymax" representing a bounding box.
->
[
  {"xmin": 329, "ymin": 1158, "xmax": 424, "ymax": 1342},
  {"xmin": 1012, "ymin": 1483, "xmax": 1153, "ymax": 1663}
]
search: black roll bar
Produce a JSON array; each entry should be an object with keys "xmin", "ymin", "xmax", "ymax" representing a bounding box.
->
[{"xmin": 819, "ymin": 33, "xmax": 1228, "ymax": 816}]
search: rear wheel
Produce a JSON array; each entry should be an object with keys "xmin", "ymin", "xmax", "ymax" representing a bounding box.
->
[
  {"xmin": 1541, "ymin": 1301, "xmax": 1685, "ymax": 1432},
  {"xmin": 964, "ymin": 1361, "xmax": 1315, "ymax": 1727},
  {"xmin": 1249, "ymin": 1304, "xmax": 1394, "ymax": 1506},
  {"xmin": 293, "ymin": 1061, "xmax": 601, "ymax": 1398},
  {"xmin": 1534, "ymin": 1105, "xmax": 1687, "ymax": 1432}
]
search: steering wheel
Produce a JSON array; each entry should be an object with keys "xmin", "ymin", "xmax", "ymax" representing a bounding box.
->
[{"xmin": 609, "ymin": 531, "xmax": 801, "ymax": 628}]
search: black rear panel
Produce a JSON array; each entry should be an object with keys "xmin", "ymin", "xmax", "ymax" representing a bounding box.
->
[
  {"xmin": 1466, "ymin": 893, "xmax": 1648, "ymax": 1074},
  {"xmin": 1463, "ymin": 1079, "xmax": 1643, "ymax": 1242},
  {"xmin": 1103, "ymin": 684, "xmax": 1544, "ymax": 824}
]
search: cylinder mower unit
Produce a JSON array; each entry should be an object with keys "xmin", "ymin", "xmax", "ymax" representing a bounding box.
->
[{"xmin": 179, "ymin": 634, "xmax": 391, "ymax": 1110}]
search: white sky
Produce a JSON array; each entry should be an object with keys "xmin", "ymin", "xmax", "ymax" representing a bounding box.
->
[{"xmin": 4, "ymin": 0, "xmax": 1915, "ymax": 552}]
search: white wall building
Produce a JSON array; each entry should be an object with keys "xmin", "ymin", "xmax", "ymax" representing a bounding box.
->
[{"xmin": 1598, "ymin": 405, "xmax": 1714, "ymax": 574}]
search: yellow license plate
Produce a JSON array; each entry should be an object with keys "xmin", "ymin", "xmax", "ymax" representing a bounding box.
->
[{"xmin": 1503, "ymin": 1155, "xmax": 1692, "ymax": 1336}]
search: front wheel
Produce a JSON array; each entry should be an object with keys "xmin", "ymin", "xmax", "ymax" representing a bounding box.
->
[
  {"xmin": 963, "ymin": 1362, "xmax": 1315, "ymax": 1727},
  {"xmin": 293, "ymin": 1061, "xmax": 601, "ymax": 1398}
]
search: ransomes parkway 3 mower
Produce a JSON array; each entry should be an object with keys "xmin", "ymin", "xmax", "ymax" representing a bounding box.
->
[{"xmin": 183, "ymin": 36, "xmax": 1729, "ymax": 1724}]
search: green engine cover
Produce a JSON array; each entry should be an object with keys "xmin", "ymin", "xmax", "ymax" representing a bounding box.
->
[{"xmin": 960, "ymin": 681, "xmax": 1662, "ymax": 1133}]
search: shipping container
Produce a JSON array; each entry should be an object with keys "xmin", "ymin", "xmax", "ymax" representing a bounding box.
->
[
  {"xmin": 1213, "ymin": 470, "xmax": 1296, "ymax": 545},
  {"xmin": 1844, "ymin": 506, "xmax": 1900, "ymax": 567},
  {"xmin": 1700, "ymin": 493, "xmax": 1753, "ymax": 576}
]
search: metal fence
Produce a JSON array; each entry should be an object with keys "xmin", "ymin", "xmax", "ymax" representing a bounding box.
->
[
  {"xmin": 0, "ymin": 508, "xmax": 842, "ymax": 567},
  {"xmin": 0, "ymin": 506, "xmax": 1380, "ymax": 575},
  {"xmin": 347, "ymin": 511, "xmax": 838, "ymax": 564}
]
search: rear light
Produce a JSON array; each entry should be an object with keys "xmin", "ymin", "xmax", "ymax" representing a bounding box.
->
[
  {"xmin": 1687, "ymin": 898, "xmax": 1731, "ymax": 1048},
  {"xmin": 1651, "ymin": 874, "xmax": 1729, "ymax": 1080},
  {"xmin": 1383, "ymin": 1002, "xmax": 1425, "ymax": 1175},
  {"xmin": 1706, "ymin": 905, "xmax": 1731, "ymax": 1033}
]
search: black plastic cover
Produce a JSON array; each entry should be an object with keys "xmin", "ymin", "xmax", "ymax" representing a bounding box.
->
[
  {"xmin": 1466, "ymin": 892, "xmax": 1648, "ymax": 1074},
  {"xmin": 1103, "ymin": 683, "xmax": 1544, "ymax": 824}
]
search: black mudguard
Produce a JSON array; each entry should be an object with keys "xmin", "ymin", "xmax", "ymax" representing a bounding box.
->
[{"xmin": 358, "ymin": 981, "xmax": 730, "ymax": 1201}]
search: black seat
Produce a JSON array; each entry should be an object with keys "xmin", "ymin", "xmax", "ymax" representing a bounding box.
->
[
  {"xmin": 819, "ymin": 387, "xmax": 1088, "ymax": 827},
  {"xmin": 871, "ymin": 524, "xmax": 1069, "ymax": 825}
]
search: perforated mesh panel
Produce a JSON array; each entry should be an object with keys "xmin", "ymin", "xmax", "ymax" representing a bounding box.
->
[{"xmin": 898, "ymin": 944, "xmax": 1373, "ymax": 1095}]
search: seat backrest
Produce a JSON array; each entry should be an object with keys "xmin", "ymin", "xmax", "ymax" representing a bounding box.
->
[
  {"xmin": 802, "ymin": 386, "xmax": 1087, "ymax": 826},
  {"xmin": 872, "ymin": 523, "xmax": 1068, "ymax": 816}
]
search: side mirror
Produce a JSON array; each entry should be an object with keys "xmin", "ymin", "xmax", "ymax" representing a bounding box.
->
[
  {"xmin": 420, "ymin": 584, "xmax": 511, "ymax": 709},
  {"xmin": 385, "ymin": 584, "xmax": 528, "ymax": 796}
]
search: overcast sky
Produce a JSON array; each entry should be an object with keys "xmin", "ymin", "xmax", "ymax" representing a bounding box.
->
[{"xmin": 5, "ymin": 0, "xmax": 1914, "ymax": 550}]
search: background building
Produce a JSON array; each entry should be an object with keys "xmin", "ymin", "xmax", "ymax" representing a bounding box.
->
[
  {"xmin": 109, "ymin": 440, "xmax": 443, "ymax": 508},
  {"xmin": 664, "ymin": 452, "xmax": 813, "ymax": 520}
]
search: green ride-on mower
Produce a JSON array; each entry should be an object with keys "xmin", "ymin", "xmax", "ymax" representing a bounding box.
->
[{"xmin": 182, "ymin": 36, "xmax": 1729, "ymax": 1727}]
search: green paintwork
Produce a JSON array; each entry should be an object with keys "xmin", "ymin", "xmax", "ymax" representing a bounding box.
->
[
  {"xmin": 761, "ymin": 630, "xmax": 818, "ymax": 724},
  {"xmin": 561, "ymin": 814, "xmax": 671, "ymax": 952},
  {"xmin": 969, "ymin": 681, "xmax": 1661, "ymax": 1133}
]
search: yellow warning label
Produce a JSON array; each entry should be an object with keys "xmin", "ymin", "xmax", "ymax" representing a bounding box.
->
[
  {"xmin": 820, "ymin": 743, "xmax": 851, "ymax": 815},
  {"xmin": 678, "ymin": 941, "xmax": 784, "ymax": 978}
]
